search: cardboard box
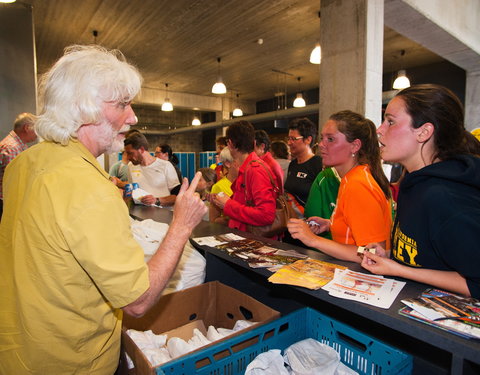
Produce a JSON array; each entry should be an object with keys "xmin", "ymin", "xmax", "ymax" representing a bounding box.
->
[{"xmin": 122, "ymin": 281, "xmax": 280, "ymax": 375}]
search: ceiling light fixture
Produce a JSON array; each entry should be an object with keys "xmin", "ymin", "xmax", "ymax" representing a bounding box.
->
[
  {"xmin": 192, "ymin": 116, "xmax": 201, "ymax": 126},
  {"xmin": 211, "ymin": 57, "xmax": 227, "ymax": 94},
  {"xmin": 392, "ymin": 50, "xmax": 411, "ymax": 90},
  {"xmin": 309, "ymin": 43, "xmax": 321, "ymax": 64},
  {"xmin": 309, "ymin": 12, "xmax": 321, "ymax": 64},
  {"xmin": 393, "ymin": 69, "xmax": 410, "ymax": 90},
  {"xmin": 161, "ymin": 83, "xmax": 173, "ymax": 111},
  {"xmin": 293, "ymin": 77, "xmax": 306, "ymax": 108},
  {"xmin": 0, "ymin": 0, "xmax": 16, "ymax": 3},
  {"xmin": 232, "ymin": 94, "xmax": 243, "ymax": 117}
]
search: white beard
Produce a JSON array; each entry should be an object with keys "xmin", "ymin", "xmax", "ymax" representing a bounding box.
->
[
  {"xmin": 96, "ymin": 121, "xmax": 130, "ymax": 154},
  {"xmin": 107, "ymin": 136, "xmax": 125, "ymax": 154}
]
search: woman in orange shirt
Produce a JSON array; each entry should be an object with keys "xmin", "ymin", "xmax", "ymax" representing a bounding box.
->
[{"xmin": 287, "ymin": 110, "xmax": 392, "ymax": 263}]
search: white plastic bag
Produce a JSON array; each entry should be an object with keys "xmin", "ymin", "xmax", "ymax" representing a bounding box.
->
[
  {"xmin": 245, "ymin": 349, "xmax": 289, "ymax": 375},
  {"xmin": 142, "ymin": 347, "xmax": 171, "ymax": 367},
  {"xmin": 126, "ymin": 329, "xmax": 167, "ymax": 351},
  {"xmin": 188, "ymin": 328, "xmax": 212, "ymax": 348},
  {"xmin": 233, "ymin": 319, "xmax": 257, "ymax": 331},
  {"xmin": 130, "ymin": 218, "xmax": 206, "ymax": 294},
  {"xmin": 284, "ymin": 338, "xmax": 342, "ymax": 375},
  {"xmin": 167, "ymin": 337, "xmax": 196, "ymax": 359},
  {"xmin": 206, "ymin": 325, "xmax": 225, "ymax": 342}
]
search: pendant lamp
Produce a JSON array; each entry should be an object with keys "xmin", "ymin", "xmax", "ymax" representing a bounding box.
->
[
  {"xmin": 293, "ymin": 77, "xmax": 306, "ymax": 108},
  {"xmin": 192, "ymin": 115, "xmax": 201, "ymax": 126},
  {"xmin": 211, "ymin": 57, "xmax": 227, "ymax": 94},
  {"xmin": 392, "ymin": 70, "xmax": 411, "ymax": 90},
  {"xmin": 232, "ymin": 94, "xmax": 243, "ymax": 117},
  {"xmin": 309, "ymin": 43, "xmax": 321, "ymax": 64},
  {"xmin": 161, "ymin": 83, "xmax": 173, "ymax": 111},
  {"xmin": 392, "ymin": 50, "xmax": 411, "ymax": 90},
  {"xmin": 309, "ymin": 12, "xmax": 321, "ymax": 64}
]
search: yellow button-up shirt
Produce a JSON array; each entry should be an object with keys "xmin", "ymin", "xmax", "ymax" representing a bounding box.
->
[{"xmin": 0, "ymin": 139, "xmax": 149, "ymax": 374}]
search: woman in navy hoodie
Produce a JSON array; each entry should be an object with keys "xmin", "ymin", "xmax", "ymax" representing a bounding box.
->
[{"xmin": 362, "ymin": 84, "xmax": 480, "ymax": 298}]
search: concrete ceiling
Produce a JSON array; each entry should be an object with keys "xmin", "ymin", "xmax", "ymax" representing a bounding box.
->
[{"xmin": 21, "ymin": 0, "xmax": 445, "ymax": 108}]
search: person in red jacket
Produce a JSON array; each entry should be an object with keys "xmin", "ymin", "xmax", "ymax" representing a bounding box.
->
[
  {"xmin": 210, "ymin": 121, "xmax": 277, "ymax": 233},
  {"xmin": 254, "ymin": 130, "xmax": 284, "ymax": 193}
]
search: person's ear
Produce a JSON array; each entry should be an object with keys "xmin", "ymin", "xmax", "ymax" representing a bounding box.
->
[
  {"xmin": 304, "ymin": 135, "xmax": 313, "ymax": 146},
  {"xmin": 416, "ymin": 123, "xmax": 435, "ymax": 143},
  {"xmin": 351, "ymin": 139, "xmax": 362, "ymax": 154}
]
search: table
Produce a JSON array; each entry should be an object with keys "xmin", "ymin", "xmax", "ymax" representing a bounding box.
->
[{"xmin": 129, "ymin": 204, "xmax": 480, "ymax": 375}]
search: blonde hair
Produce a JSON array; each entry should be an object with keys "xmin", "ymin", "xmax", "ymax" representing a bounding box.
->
[{"xmin": 36, "ymin": 45, "xmax": 142, "ymax": 145}]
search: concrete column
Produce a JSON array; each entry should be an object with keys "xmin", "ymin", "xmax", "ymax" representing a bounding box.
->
[
  {"xmin": 0, "ymin": 3, "xmax": 37, "ymax": 139},
  {"xmin": 465, "ymin": 70, "xmax": 480, "ymax": 131},
  {"xmin": 319, "ymin": 0, "xmax": 383, "ymax": 128}
]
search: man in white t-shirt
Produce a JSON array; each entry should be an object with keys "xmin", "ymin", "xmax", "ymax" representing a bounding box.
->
[{"xmin": 124, "ymin": 132, "xmax": 181, "ymax": 206}]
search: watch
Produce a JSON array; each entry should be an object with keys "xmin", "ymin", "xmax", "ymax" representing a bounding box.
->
[{"xmin": 155, "ymin": 198, "xmax": 161, "ymax": 206}]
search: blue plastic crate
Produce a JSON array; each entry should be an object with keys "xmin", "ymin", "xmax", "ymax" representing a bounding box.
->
[{"xmin": 157, "ymin": 307, "xmax": 412, "ymax": 375}]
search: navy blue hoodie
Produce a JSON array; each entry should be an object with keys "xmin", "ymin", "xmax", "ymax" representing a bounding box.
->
[{"xmin": 392, "ymin": 154, "xmax": 480, "ymax": 298}]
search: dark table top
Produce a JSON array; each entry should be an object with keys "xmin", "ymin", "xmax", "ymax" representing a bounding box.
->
[{"xmin": 129, "ymin": 203, "xmax": 480, "ymax": 370}]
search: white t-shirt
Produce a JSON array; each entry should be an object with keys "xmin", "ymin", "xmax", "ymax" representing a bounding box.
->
[{"xmin": 128, "ymin": 158, "xmax": 180, "ymax": 198}]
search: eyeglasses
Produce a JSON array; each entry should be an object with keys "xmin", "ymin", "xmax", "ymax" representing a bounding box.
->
[{"xmin": 286, "ymin": 136, "xmax": 304, "ymax": 142}]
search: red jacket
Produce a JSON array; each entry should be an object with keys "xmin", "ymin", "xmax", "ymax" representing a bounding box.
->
[{"xmin": 224, "ymin": 152, "xmax": 276, "ymax": 232}]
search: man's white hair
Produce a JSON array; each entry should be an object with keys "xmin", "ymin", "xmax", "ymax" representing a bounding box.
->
[
  {"xmin": 219, "ymin": 146, "xmax": 233, "ymax": 163},
  {"xmin": 36, "ymin": 45, "xmax": 142, "ymax": 145}
]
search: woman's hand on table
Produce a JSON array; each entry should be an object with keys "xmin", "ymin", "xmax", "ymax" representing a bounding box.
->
[
  {"xmin": 305, "ymin": 216, "xmax": 330, "ymax": 234},
  {"xmin": 287, "ymin": 218, "xmax": 319, "ymax": 248},
  {"xmin": 361, "ymin": 248, "xmax": 401, "ymax": 277}
]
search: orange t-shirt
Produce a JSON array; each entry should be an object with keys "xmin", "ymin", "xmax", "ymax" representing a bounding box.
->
[{"xmin": 330, "ymin": 165, "xmax": 391, "ymax": 248}]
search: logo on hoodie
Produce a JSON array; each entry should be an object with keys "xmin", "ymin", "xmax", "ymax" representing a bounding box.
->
[{"xmin": 392, "ymin": 226, "xmax": 421, "ymax": 267}]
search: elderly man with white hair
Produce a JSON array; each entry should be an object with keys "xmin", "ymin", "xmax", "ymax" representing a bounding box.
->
[{"xmin": 0, "ymin": 45, "xmax": 207, "ymax": 375}]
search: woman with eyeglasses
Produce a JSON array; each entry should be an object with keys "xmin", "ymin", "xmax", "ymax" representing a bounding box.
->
[
  {"xmin": 361, "ymin": 84, "xmax": 480, "ymax": 297},
  {"xmin": 155, "ymin": 144, "xmax": 182, "ymax": 184},
  {"xmin": 283, "ymin": 118, "xmax": 323, "ymax": 216},
  {"xmin": 287, "ymin": 110, "xmax": 392, "ymax": 263}
]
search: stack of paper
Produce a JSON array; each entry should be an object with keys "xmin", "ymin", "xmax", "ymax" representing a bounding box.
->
[
  {"xmin": 399, "ymin": 289, "xmax": 480, "ymax": 339},
  {"xmin": 192, "ymin": 234, "xmax": 245, "ymax": 247},
  {"xmin": 322, "ymin": 269, "xmax": 405, "ymax": 309},
  {"xmin": 193, "ymin": 234, "xmax": 308, "ymax": 270},
  {"xmin": 268, "ymin": 259, "xmax": 347, "ymax": 289}
]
